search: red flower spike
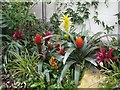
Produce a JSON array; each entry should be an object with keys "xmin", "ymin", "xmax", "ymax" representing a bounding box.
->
[
  {"xmin": 34, "ymin": 34, "xmax": 42, "ymax": 44},
  {"xmin": 76, "ymin": 37, "xmax": 83, "ymax": 48}
]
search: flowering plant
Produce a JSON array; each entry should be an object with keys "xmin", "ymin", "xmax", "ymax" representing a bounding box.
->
[
  {"xmin": 96, "ymin": 46, "xmax": 117, "ymax": 64},
  {"xmin": 32, "ymin": 14, "xmax": 106, "ymax": 87}
]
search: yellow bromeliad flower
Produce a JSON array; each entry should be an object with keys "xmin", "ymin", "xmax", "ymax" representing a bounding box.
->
[
  {"xmin": 62, "ymin": 14, "xmax": 71, "ymax": 32},
  {"xmin": 49, "ymin": 56, "xmax": 58, "ymax": 69}
]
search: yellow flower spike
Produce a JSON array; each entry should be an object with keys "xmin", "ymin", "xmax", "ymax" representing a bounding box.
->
[
  {"xmin": 49, "ymin": 56, "xmax": 54, "ymax": 65},
  {"xmin": 62, "ymin": 14, "xmax": 71, "ymax": 32}
]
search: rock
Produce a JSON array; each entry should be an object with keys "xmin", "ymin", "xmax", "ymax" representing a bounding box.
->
[{"xmin": 78, "ymin": 67, "xmax": 101, "ymax": 88}]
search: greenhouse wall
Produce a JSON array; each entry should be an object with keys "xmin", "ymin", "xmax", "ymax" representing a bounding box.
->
[{"xmin": 31, "ymin": 0, "xmax": 119, "ymax": 34}]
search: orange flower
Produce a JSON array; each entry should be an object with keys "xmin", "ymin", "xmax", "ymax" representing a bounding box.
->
[
  {"xmin": 49, "ymin": 56, "xmax": 58, "ymax": 69},
  {"xmin": 76, "ymin": 37, "xmax": 83, "ymax": 48}
]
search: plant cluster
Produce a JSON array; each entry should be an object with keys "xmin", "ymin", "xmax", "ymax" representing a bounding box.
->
[{"xmin": 1, "ymin": 1, "xmax": 120, "ymax": 89}]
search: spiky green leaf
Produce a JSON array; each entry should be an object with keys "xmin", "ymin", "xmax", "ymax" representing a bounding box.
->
[{"xmin": 63, "ymin": 47, "xmax": 76, "ymax": 64}]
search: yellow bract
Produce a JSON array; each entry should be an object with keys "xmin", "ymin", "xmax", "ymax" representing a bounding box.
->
[
  {"xmin": 62, "ymin": 15, "xmax": 71, "ymax": 32},
  {"xmin": 49, "ymin": 56, "xmax": 58, "ymax": 69}
]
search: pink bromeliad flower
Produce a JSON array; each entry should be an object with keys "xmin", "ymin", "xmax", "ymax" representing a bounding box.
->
[{"xmin": 96, "ymin": 46, "xmax": 117, "ymax": 64}]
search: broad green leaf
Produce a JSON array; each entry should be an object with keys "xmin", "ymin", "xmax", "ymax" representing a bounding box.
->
[
  {"xmin": 58, "ymin": 61, "xmax": 76, "ymax": 83},
  {"xmin": 85, "ymin": 57, "xmax": 97, "ymax": 66},
  {"xmin": 54, "ymin": 54, "xmax": 64, "ymax": 62},
  {"xmin": 63, "ymin": 47, "xmax": 76, "ymax": 64},
  {"xmin": 74, "ymin": 64, "xmax": 81, "ymax": 86},
  {"xmin": 44, "ymin": 69, "xmax": 50, "ymax": 83}
]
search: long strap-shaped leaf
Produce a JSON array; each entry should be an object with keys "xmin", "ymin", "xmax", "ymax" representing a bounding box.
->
[
  {"xmin": 85, "ymin": 57, "xmax": 97, "ymax": 66},
  {"xmin": 63, "ymin": 47, "xmax": 76, "ymax": 64},
  {"xmin": 74, "ymin": 64, "xmax": 81, "ymax": 86},
  {"xmin": 38, "ymin": 61, "xmax": 43, "ymax": 73},
  {"xmin": 44, "ymin": 69, "xmax": 50, "ymax": 83},
  {"xmin": 58, "ymin": 61, "xmax": 76, "ymax": 83}
]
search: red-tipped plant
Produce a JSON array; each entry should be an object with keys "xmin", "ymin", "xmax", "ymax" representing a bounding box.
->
[
  {"xmin": 56, "ymin": 46, "xmax": 66, "ymax": 56},
  {"xmin": 34, "ymin": 34, "xmax": 42, "ymax": 54},
  {"xmin": 34, "ymin": 34, "xmax": 42, "ymax": 44},
  {"xmin": 96, "ymin": 46, "xmax": 117, "ymax": 64}
]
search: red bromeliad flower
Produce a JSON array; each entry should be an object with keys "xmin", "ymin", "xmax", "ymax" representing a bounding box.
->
[
  {"xmin": 34, "ymin": 34, "xmax": 42, "ymax": 54},
  {"xmin": 34, "ymin": 34, "xmax": 42, "ymax": 44},
  {"xmin": 43, "ymin": 31, "xmax": 53, "ymax": 44},
  {"xmin": 76, "ymin": 37, "xmax": 83, "ymax": 48},
  {"xmin": 49, "ymin": 56, "xmax": 58, "ymax": 69},
  {"xmin": 96, "ymin": 46, "xmax": 117, "ymax": 64},
  {"xmin": 12, "ymin": 31, "xmax": 24, "ymax": 40},
  {"xmin": 56, "ymin": 46, "xmax": 66, "ymax": 56}
]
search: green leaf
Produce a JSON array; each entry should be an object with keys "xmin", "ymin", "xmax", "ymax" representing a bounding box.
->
[
  {"xmin": 89, "ymin": 32, "xmax": 103, "ymax": 42},
  {"xmin": 58, "ymin": 61, "xmax": 76, "ymax": 83},
  {"xmin": 81, "ymin": 37, "xmax": 87, "ymax": 51},
  {"xmin": 63, "ymin": 47, "xmax": 76, "ymax": 64},
  {"xmin": 38, "ymin": 61, "xmax": 43, "ymax": 73},
  {"xmin": 31, "ymin": 82, "xmax": 40, "ymax": 88},
  {"xmin": 85, "ymin": 57, "xmax": 97, "ymax": 66},
  {"xmin": 74, "ymin": 64, "xmax": 81, "ymax": 86},
  {"xmin": 54, "ymin": 54, "xmax": 64, "ymax": 62},
  {"xmin": 44, "ymin": 69, "xmax": 50, "ymax": 83}
]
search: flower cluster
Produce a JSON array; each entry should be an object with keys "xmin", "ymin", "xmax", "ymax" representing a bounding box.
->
[{"xmin": 96, "ymin": 46, "xmax": 117, "ymax": 64}]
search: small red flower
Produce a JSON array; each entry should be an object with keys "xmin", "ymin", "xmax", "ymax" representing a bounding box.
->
[
  {"xmin": 76, "ymin": 37, "xmax": 83, "ymax": 48},
  {"xmin": 34, "ymin": 34, "xmax": 42, "ymax": 44},
  {"xmin": 56, "ymin": 46, "xmax": 66, "ymax": 56}
]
